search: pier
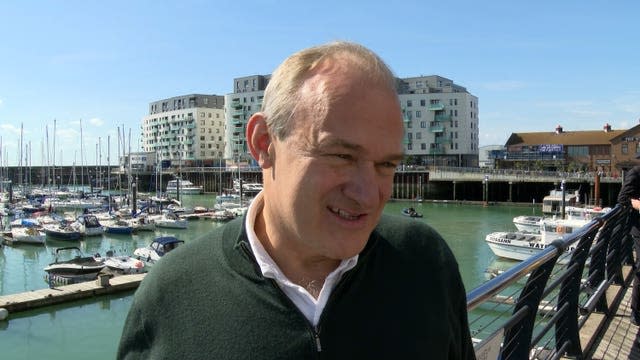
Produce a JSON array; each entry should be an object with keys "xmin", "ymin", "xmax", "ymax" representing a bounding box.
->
[{"xmin": 0, "ymin": 273, "xmax": 145, "ymax": 313}]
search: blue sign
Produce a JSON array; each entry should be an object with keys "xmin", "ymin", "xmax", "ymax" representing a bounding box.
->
[{"xmin": 538, "ymin": 144, "xmax": 563, "ymax": 153}]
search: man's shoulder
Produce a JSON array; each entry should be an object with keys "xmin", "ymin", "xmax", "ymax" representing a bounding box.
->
[{"xmin": 374, "ymin": 214, "xmax": 453, "ymax": 257}]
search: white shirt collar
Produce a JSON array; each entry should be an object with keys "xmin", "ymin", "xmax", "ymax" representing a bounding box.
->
[{"xmin": 244, "ymin": 191, "xmax": 358, "ymax": 325}]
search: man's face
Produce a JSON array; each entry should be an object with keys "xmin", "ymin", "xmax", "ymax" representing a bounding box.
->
[{"xmin": 262, "ymin": 69, "xmax": 404, "ymax": 262}]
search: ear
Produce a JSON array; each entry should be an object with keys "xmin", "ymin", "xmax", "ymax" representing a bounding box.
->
[{"xmin": 247, "ymin": 112, "xmax": 274, "ymax": 169}]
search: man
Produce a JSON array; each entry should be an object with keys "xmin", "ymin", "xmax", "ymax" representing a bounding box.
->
[
  {"xmin": 118, "ymin": 41, "xmax": 475, "ymax": 359},
  {"xmin": 617, "ymin": 160, "xmax": 640, "ymax": 324}
]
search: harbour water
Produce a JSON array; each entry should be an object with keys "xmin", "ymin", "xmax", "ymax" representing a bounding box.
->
[{"xmin": 0, "ymin": 195, "xmax": 538, "ymax": 359}]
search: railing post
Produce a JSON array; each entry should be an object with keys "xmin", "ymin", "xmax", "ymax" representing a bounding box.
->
[
  {"xmin": 501, "ymin": 251, "xmax": 560, "ymax": 360},
  {"xmin": 556, "ymin": 230, "xmax": 598, "ymax": 358}
]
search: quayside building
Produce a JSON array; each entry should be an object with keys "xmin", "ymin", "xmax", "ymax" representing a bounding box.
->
[{"xmin": 493, "ymin": 123, "xmax": 640, "ymax": 176}]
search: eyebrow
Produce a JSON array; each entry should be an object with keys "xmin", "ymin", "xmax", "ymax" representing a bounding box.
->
[{"xmin": 318, "ymin": 138, "xmax": 405, "ymax": 162}]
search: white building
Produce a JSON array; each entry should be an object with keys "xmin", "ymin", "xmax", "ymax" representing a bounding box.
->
[
  {"xmin": 222, "ymin": 74, "xmax": 479, "ymax": 167},
  {"xmin": 399, "ymin": 76, "xmax": 479, "ymax": 167},
  {"xmin": 140, "ymin": 94, "xmax": 226, "ymax": 167}
]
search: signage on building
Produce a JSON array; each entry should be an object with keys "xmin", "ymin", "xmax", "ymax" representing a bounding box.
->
[
  {"xmin": 537, "ymin": 144, "xmax": 563, "ymax": 153},
  {"xmin": 595, "ymin": 159, "xmax": 611, "ymax": 164}
]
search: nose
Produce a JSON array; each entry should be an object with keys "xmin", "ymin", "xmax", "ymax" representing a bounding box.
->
[{"xmin": 342, "ymin": 161, "xmax": 384, "ymax": 209}]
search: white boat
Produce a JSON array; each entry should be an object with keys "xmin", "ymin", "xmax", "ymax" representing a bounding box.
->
[
  {"xmin": 512, "ymin": 215, "xmax": 543, "ymax": 233},
  {"xmin": 487, "ymin": 217, "xmax": 589, "ymax": 263},
  {"xmin": 151, "ymin": 211, "xmax": 188, "ymax": 229},
  {"xmin": 70, "ymin": 214, "xmax": 104, "ymax": 237},
  {"xmin": 134, "ymin": 236, "xmax": 184, "ymax": 266},
  {"xmin": 2, "ymin": 219, "xmax": 46, "ymax": 245},
  {"xmin": 129, "ymin": 215, "xmax": 156, "ymax": 231},
  {"xmin": 100, "ymin": 251, "xmax": 146, "ymax": 274},
  {"xmin": 512, "ymin": 206, "xmax": 610, "ymax": 234},
  {"xmin": 165, "ymin": 179, "xmax": 203, "ymax": 195},
  {"xmin": 542, "ymin": 189, "xmax": 580, "ymax": 215}
]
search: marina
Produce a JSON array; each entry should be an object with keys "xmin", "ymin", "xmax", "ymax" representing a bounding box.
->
[{"xmin": 0, "ymin": 192, "xmax": 636, "ymax": 359}]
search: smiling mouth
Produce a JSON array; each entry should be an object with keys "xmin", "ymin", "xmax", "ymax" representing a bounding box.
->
[{"xmin": 330, "ymin": 207, "xmax": 362, "ymax": 220}]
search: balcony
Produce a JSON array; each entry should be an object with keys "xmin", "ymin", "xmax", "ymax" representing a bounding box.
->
[
  {"xmin": 434, "ymin": 114, "xmax": 451, "ymax": 122},
  {"xmin": 428, "ymin": 103, "xmax": 445, "ymax": 111},
  {"xmin": 429, "ymin": 124, "xmax": 444, "ymax": 133},
  {"xmin": 435, "ymin": 137, "xmax": 452, "ymax": 144},
  {"xmin": 429, "ymin": 147, "xmax": 445, "ymax": 155}
]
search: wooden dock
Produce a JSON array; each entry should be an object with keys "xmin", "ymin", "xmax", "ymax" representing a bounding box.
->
[{"xmin": 0, "ymin": 273, "xmax": 146, "ymax": 314}]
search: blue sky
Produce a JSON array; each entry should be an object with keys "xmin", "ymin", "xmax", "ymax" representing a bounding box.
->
[{"xmin": 1, "ymin": 0, "xmax": 638, "ymax": 166}]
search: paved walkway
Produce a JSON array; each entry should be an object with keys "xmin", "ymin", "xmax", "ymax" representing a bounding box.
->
[{"xmin": 590, "ymin": 285, "xmax": 640, "ymax": 359}]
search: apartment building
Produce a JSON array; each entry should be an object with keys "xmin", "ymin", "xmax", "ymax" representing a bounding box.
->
[
  {"xmin": 399, "ymin": 75, "xmax": 479, "ymax": 167},
  {"xmin": 223, "ymin": 75, "xmax": 269, "ymax": 165},
  {"xmin": 140, "ymin": 94, "xmax": 226, "ymax": 167},
  {"xmin": 223, "ymin": 74, "xmax": 478, "ymax": 167}
]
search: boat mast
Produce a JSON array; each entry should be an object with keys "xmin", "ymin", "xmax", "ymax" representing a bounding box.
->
[
  {"xmin": 52, "ymin": 119, "xmax": 56, "ymax": 190},
  {"xmin": 80, "ymin": 119, "xmax": 85, "ymax": 191}
]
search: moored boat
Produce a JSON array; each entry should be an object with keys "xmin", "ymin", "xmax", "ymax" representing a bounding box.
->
[
  {"xmin": 44, "ymin": 247, "xmax": 106, "ymax": 285},
  {"xmin": 165, "ymin": 179, "xmax": 203, "ymax": 195},
  {"xmin": 43, "ymin": 223, "xmax": 82, "ymax": 241},
  {"xmin": 134, "ymin": 236, "xmax": 184, "ymax": 266}
]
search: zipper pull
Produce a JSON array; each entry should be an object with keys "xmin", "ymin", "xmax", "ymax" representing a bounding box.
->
[{"xmin": 314, "ymin": 329, "xmax": 322, "ymax": 352}]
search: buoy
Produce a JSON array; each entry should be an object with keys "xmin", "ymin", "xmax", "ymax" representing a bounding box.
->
[{"xmin": 0, "ymin": 308, "xmax": 9, "ymax": 321}]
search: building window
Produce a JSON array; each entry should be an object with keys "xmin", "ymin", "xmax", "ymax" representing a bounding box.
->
[
  {"xmin": 420, "ymin": 99, "xmax": 426, "ymax": 106},
  {"xmin": 622, "ymin": 143, "xmax": 628, "ymax": 154},
  {"xmin": 416, "ymin": 110, "xmax": 421, "ymax": 118},
  {"xmin": 407, "ymin": 100, "xmax": 412, "ymax": 107},
  {"xmin": 407, "ymin": 144, "xmax": 413, "ymax": 150},
  {"xmin": 416, "ymin": 132, "xmax": 422, "ymax": 140},
  {"xmin": 455, "ymin": 143, "xmax": 458, "ymax": 150},
  {"xmin": 421, "ymin": 143, "xmax": 426, "ymax": 150},
  {"xmin": 407, "ymin": 133, "xmax": 413, "ymax": 140},
  {"xmin": 454, "ymin": 99, "xmax": 458, "ymax": 105},
  {"xmin": 416, "ymin": 81, "xmax": 423, "ymax": 88},
  {"xmin": 454, "ymin": 110, "xmax": 458, "ymax": 116},
  {"xmin": 420, "ymin": 121, "xmax": 427, "ymax": 128}
]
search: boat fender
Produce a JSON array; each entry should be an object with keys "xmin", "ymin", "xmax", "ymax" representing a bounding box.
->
[{"xmin": 0, "ymin": 308, "xmax": 8, "ymax": 321}]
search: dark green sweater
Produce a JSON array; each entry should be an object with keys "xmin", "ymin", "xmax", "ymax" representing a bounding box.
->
[{"xmin": 118, "ymin": 214, "xmax": 476, "ymax": 359}]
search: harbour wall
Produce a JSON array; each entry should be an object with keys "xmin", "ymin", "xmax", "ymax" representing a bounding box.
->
[{"xmin": 2, "ymin": 166, "xmax": 623, "ymax": 207}]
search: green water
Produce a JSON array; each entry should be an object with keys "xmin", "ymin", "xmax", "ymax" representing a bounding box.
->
[{"xmin": 0, "ymin": 196, "xmax": 539, "ymax": 359}]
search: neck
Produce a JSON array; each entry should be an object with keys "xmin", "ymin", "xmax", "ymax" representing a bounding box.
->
[{"xmin": 255, "ymin": 209, "xmax": 340, "ymax": 298}]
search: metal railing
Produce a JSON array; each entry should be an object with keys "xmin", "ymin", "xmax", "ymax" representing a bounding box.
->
[{"xmin": 467, "ymin": 204, "xmax": 634, "ymax": 359}]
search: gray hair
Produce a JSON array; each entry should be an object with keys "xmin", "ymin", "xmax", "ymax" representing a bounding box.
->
[{"xmin": 261, "ymin": 41, "xmax": 398, "ymax": 140}]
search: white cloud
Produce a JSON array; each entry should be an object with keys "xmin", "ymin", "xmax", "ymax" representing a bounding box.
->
[
  {"xmin": 0, "ymin": 124, "xmax": 22, "ymax": 136},
  {"xmin": 89, "ymin": 118, "xmax": 104, "ymax": 127}
]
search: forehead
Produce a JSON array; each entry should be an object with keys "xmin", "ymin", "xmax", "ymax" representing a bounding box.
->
[{"xmin": 291, "ymin": 69, "xmax": 404, "ymax": 155}]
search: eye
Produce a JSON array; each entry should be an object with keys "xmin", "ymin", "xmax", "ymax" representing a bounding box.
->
[{"xmin": 332, "ymin": 154, "xmax": 354, "ymax": 161}]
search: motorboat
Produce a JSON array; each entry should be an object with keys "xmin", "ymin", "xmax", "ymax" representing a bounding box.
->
[
  {"xmin": 44, "ymin": 247, "xmax": 106, "ymax": 285},
  {"xmin": 100, "ymin": 250, "xmax": 146, "ymax": 274},
  {"xmin": 512, "ymin": 215, "xmax": 543, "ymax": 233},
  {"xmin": 486, "ymin": 217, "xmax": 589, "ymax": 263},
  {"xmin": 43, "ymin": 223, "xmax": 82, "ymax": 241},
  {"xmin": 134, "ymin": 236, "xmax": 184, "ymax": 266},
  {"xmin": 70, "ymin": 214, "xmax": 104, "ymax": 237},
  {"xmin": 103, "ymin": 219, "xmax": 134, "ymax": 235},
  {"xmin": 165, "ymin": 179, "xmax": 203, "ymax": 195},
  {"xmin": 402, "ymin": 207, "xmax": 423, "ymax": 218},
  {"xmin": 512, "ymin": 206, "xmax": 611, "ymax": 234},
  {"xmin": 151, "ymin": 211, "xmax": 188, "ymax": 229}
]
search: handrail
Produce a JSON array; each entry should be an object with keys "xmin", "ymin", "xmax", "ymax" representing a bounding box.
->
[{"xmin": 466, "ymin": 204, "xmax": 634, "ymax": 359}]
